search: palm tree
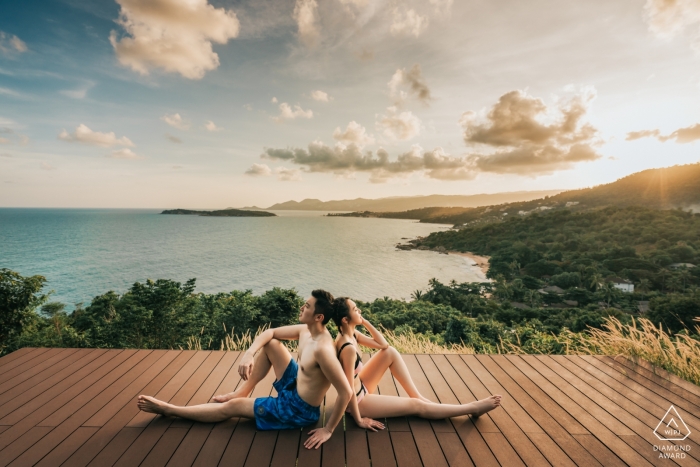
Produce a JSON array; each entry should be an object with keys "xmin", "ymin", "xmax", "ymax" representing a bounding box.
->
[
  {"xmin": 411, "ymin": 290, "xmax": 424, "ymax": 301},
  {"xmin": 678, "ymin": 268, "xmax": 692, "ymax": 290},
  {"xmin": 465, "ymin": 294, "xmax": 478, "ymax": 317},
  {"xmin": 590, "ymin": 273, "xmax": 604, "ymax": 292},
  {"xmin": 637, "ymin": 278, "xmax": 651, "ymax": 299},
  {"xmin": 602, "ymin": 282, "xmax": 618, "ymax": 307},
  {"xmin": 525, "ymin": 289, "xmax": 541, "ymax": 308}
]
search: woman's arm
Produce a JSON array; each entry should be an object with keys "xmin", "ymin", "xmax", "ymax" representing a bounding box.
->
[{"xmin": 354, "ymin": 318, "xmax": 388, "ymax": 350}]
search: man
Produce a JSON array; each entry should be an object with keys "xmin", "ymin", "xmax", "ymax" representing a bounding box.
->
[{"xmin": 137, "ymin": 289, "xmax": 383, "ymax": 449}]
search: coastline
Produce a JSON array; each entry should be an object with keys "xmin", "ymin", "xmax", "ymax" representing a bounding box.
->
[{"xmin": 449, "ymin": 251, "xmax": 490, "ymax": 275}]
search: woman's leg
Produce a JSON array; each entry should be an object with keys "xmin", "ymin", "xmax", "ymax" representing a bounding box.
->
[
  {"xmin": 137, "ymin": 395, "xmax": 256, "ymax": 423},
  {"xmin": 357, "ymin": 394, "xmax": 501, "ymax": 419},
  {"xmin": 359, "ymin": 347, "xmax": 432, "ymax": 402},
  {"xmin": 212, "ymin": 338, "xmax": 292, "ymax": 402}
]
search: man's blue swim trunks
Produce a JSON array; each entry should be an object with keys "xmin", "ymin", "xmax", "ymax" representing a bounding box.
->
[{"xmin": 254, "ymin": 358, "xmax": 321, "ymax": 431}]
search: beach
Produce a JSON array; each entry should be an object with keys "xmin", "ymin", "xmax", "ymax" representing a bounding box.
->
[{"xmin": 449, "ymin": 251, "xmax": 490, "ymax": 276}]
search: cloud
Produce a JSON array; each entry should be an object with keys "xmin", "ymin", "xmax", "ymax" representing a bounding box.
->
[
  {"xmin": 261, "ymin": 141, "xmax": 475, "ymax": 182},
  {"xmin": 0, "ymin": 127, "xmax": 29, "ymax": 145},
  {"xmin": 275, "ymin": 167, "xmax": 303, "ymax": 181},
  {"xmin": 377, "ymin": 107, "xmax": 421, "ymax": 140},
  {"xmin": 205, "ymin": 120, "xmax": 222, "ymax": 131},
  {"xmin": 58, "ymin": 124, "xmax": 134, "ymax": 147},
  {"xmin": 390, "ymin": 8, "xmax": 429, "ymax": 37},
  {"xmin": 644, "ymin": 0, "xmax": 700, "ymax": 48},
  {"xmin": 0, "ymin": 32, "xmax": 27, "ymax": 54},
  {"xmin": 271, "ymin": 97, "xmax": 278, "ymax": 103},
  {"xmin": 243, "ymin": 104, "xmax": 253, "ymax": 111},
  {"xmin": 459, "ymin": 87, "xmax": 601, "ymax": 175},
  {"xmin": 109, "ymin": 148, "xmax": 141, "ymax": 159},
  {"xmin": 41, "ymin": 162, "xmax": 56, "ymax": 171},
  {"xmin": 110, "ymin": 0, "xmax": 240, "ymax": 79},
  {"xmin": 60, "ymin": 82, "xmax": 93, "ymax": 100},
  {"xmin": 428, "ymin": 0, "xmax": 453, "ymax": 13},
  {"xmin": 0, "ymin": 87, "xmax": 21, "ymax": 98},
  {"xmin": 161, "ymin": 113, "xmax": 190, "ymax": 130},
  {"xmin": 388, "ymin": 64, "xmax": 432, "ymax": 106},
  {"xmin": 273, "ymin": 103, "xmax": 313, "ymax": 122},
  {"xmin": 293, "ymin": 0, "xmax": 320, "ymax": 47},
  {"xmin": 333, "ymin": 121, "xmax": 375, "ymax": 148},
  {"xmin": 166, "ymin": 133, "xmax": 182, "ymax": 143},
  {"xmin": 245, "ymin": 163, "xmax": 272, "ymax": 176},
  {"xmin": 310, "ymin": 90, "xmax": 330, "ymax": 102},
  {"xmin": 626, "ymin": 123, "xmax": 700, "ymax": 143}
]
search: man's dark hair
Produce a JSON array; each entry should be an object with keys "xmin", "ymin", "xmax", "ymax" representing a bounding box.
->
[{"xmin": 311, "ymin": 289, "xmax": 335, "ymax": 325}]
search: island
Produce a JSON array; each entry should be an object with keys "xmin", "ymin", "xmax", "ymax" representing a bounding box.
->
[{"xmin": 161, "ymin": 208, "xmax": 276, "ymax": 217}]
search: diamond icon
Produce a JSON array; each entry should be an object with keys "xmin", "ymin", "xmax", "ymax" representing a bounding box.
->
[{"xmin": 654, "ymin": 406, "xmax": 691, "ymax": 441}]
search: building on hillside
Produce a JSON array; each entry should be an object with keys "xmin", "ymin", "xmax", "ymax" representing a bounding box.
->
[
  {"xmin": 610, "ymin": 278, "xmax": 634, "ymax": 293},
  {"xmin": 510, "ymin": 301, "xmax": 531, "ymax": 310},
  {"xmin": 669, "ymin": 263, "xmax": 696, "ymax": 270},
  {"xmin": 538, "ymin": 285, "xmax": 565, "ymax": 295}
]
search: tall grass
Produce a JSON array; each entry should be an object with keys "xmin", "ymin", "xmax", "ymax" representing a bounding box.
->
[
  {"xmin": 185, "ymin": 324, "xmax": 298, "ymax": 352},
  {"xmin": 369, "ymin": 328, "xmax": 474, "ymax": 354}
]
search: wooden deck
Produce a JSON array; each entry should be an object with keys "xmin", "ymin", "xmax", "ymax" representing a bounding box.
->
[{"xmin": 0, "ymin": 349, "xmax": 698, "ymax": 466}]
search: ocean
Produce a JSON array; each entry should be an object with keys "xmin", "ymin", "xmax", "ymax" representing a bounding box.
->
[{"xmin": 0, "ymin": 209, "xmax": 487, "ymax": 308}]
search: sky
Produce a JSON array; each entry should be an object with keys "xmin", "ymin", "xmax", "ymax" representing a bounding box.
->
[{"xmin": 1, "ymin": 0, "xmax": 699, "ymax": 208}]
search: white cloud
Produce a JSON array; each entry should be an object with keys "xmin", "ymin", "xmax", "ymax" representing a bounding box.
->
[
  {"xmin": 377, "ymin": 107, "xmax": 421, "ymax": 140},
  {"xmin": 245, "ymin": 163, "xmax": 272, "ymax": 176},
  {"xmin": 0, "ymin": 87, "xmax": 21, "ymax": 97},
  {"xmin": 110, "ymin": 0, "xmax": 240, "ymax": 79},
  {"xmin": 0, "ymin": 32, "xmax": 27, "ymax": 54},
  {"xmin": 644, "ymin": 0, "xmax": 700, "ymax": 51},
  {"xmin": 205, "ymin": 120, "xmax": 222, "ymax": 131},
  {"xmin": 388, "ymin": 64, "xmax": 431, "ymax": 106},
  {"xmin": 273, "ymin": 103, "xmax": 314, "ymax": 122},
  {"xmin": 333, "ymin": 121, "xmax": 375, "ymax": 148},
  {"xmin": 390, "ymin": 8, "xmax": 429, "ymax": 37},
  {"xmin": 271, "ymin": 97, "xmax": 278, "ymax": 103},
  {"xmin": 58, "ymin": 124, "xmax": 134, "ymax": 147},
  {"xmin": 161, "ymin": 113, "xmax": 190, "ymax": 130},
  {"xmin": 293, "ymin": 0, "xmax": 320, "ymax": 47},
  {"xmin": 275, "ymin": 167, "xmax": 303, "ymax": 181},
  {"xmin": 109, "ymin": 148, "xmax": 141, "ymax": 159},
  {"xmin": 310, "ymin": 90, "xmax": 330, "ymax": 102},
  {"xmin": 59, "ymin": 83, "xmax": 93, "ymax": 100}
]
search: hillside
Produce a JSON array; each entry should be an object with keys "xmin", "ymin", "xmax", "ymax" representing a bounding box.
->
[
  {"xmin": 246, "ymin": 190, "xmax": 562, "ymax": 212},
  {"xmin": 345, "ymin": 163, "xmax": 700, "ymax": 226},
  {"xmin": 161, "ymin": 209, "xmax": 276, "ymax": 217}
]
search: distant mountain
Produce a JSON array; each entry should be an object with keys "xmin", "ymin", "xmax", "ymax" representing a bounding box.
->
[
  {"xmin": 243, "ymin": 191, "xmax": 563, "ymax": 212},
  {"xmin": 161, "ymin": 209, "xmax": 276, "ymax": 217}
]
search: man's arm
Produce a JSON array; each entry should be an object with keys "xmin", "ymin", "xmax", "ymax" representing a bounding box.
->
[
  {"xmin": 239, "ymin": 324, "xmax": 306, "ymax": 380},
  {"xmin": 303, "ymin": 345, "xmax": 352, "ymax": 449}
]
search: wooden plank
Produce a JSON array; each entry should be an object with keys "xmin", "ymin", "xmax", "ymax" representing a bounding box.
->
[
  {"xmin": 589, "ymin": 356, "xmax": 700, "ymax": 420},
  {"xmin": 65, "ymin": 351, "xmax": 194, "ymax": 467},
  {"xmin": 141, "ymin": 427, "xmax": 189, "ymax": 467},
  {"xmin": 5, "ymin": 350, "xmax": 160, "ymax": 467},
  {"xmin": 0, "ymin": 348, "xmax": 50, "ymax": 377},
  {"xmin": 613, "ymin": 355, "xmax": 700, "ymax": 398},
  {"xmin": 345, "ymin": 430, "xmax": 370, "ymax": 467},
  {"xmin": 0, "ymin": 347, "xmax": 80, "ymax": 396},
  {"xmin": 485, "ymin": 355, "xmax": 599, "ymax": 467},
  {"xmin": 0, "ymin": 427, "xmax": 9, "ymax": 435},
  {"xmin": 0, "ymin": 347, "xmax": 35, "ymax": 369},
  {"xmin": 430, "ymin": 355, "xmax": 502, "ymax": 467},
  {"xmin": 457, "ymin": 355, "xmax": 550, "ymax": 467},
  {"xmin": 219, "ymin": 359, "xmax": 278, "ymax": 467},
  {"xmin": 391, "ymin": 431, "xmax": 423, "ymax": 467},
  {"xmin": 557, "ymin": 356, "xmax": 700, "ymax": 463},
  {"xmin": 0, "ymin": 426, "xmax": 53, "ymax": 466},
  {"xmin": 85, "ymin": 427, "xmax": 144, "ymax": 467},
  {"xmin": 367, "ymin": 430, "xmax": 396, "ymax": 467},
  {"xmin": 243, "ymin": 431, "xmax": 278, "ymax": 467},
  {"xmin": 0, "ymin": 350, "xmax": 132, "ymax": 453},
  {"xmin": 34, "ymin": 426, "xmax": 99, "ymax": 467},
  {"xmin": 520, "ymin": 355, "xmax": 651, "ymax": 466},
  {"xmin": 410, "ymin": 418, "xmax": 449, "ymax": 467},
  {"xmin": 480, "ymin": 432, "xmax": 525, "ymax": 467},
  {"xmin": 403, "ymin": 355, "xmax": 452, "ymax": 433},
  {"xmin": 269, "ymin": 429, "xmax": 301, "ymax": 467},
  {"xmin": 573, "ymin": 434, "xmax": 628, "ymax": 467},
  {"xmin": 0, "ymin": 348, "xmax": 107, "ymax": 410},
  {"xmin": 167, "ymin": 424, "xmax": 214, "ymax": 467},
  {"xmin": 436, "ymin": 432, "xmax": 474, "ymax": 467}
]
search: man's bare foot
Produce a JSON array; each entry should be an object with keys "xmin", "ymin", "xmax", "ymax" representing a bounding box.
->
[
  {"xmin": 137, "ymin": 395, "xmax": 172, "ymax": 416},
  {"xmin": 469, "ymin": 395, "xmax": 502, "ymax": 417}
]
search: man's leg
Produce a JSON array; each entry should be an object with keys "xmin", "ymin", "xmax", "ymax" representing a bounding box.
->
[
  {"xmin": 138, "ymin": 395, "xmax": 255, "ymax": 422},
  {"xmin": 212, "ymin": 338, "xmax": 292, "ymax": 402}
]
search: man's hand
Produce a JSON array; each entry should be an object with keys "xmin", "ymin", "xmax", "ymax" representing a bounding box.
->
[
  {"xmin": 355, "ymin": 417, "xmax": 385, "ymax": 432},
  {"xmin": 304, "ymin": 427, "xmax": 333, "ymax": 449},
  {"xmin": 238, "ymin": 352, "xmax": 254, "ymax": 381}
]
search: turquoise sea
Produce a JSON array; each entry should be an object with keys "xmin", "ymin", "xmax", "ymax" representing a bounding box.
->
[{"xmin": 0, "ymin": 209, "xmax": 486, "ymax": 308}]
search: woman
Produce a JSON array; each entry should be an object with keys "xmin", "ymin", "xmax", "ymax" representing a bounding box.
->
[{"xmin": 333, "ymin": 297, "xmax": 502, "ymax": 420}]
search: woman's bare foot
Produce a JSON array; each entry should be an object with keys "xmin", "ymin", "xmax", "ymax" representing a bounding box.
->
[
  {"xmin": 137, "ymin": 395, "xmax": 173, "ymax": 416},
  {"xmin": 210, "ymin": 387, "xmax": 250, "ymax": 403},
  {"xmin": 469, "ymin": 395, "xmax": 502, "ymax": 417}
]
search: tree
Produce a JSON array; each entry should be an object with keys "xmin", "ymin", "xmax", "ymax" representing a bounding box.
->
[
  {"xmin": 0, "ymin": 269, "xmax": 47, "ymax": 353},
  {"xmin": 589, "ymin": 273, "xmax": 604, "ymax": 292},
  {"xmin": 411, "ymin": 290, "xmax": 424, "ymax": 301},
  {"xmin": 636, "ymin": 278, "xmax": 651, "ymax": 298}
]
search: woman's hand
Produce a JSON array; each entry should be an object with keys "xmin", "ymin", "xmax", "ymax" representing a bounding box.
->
[
  {"xmin": 238, "ymin": 352, "xmax": 254, "ymax": 380},
  {"xmin": 304, "ymin": 427, "xmax": 333, "ymax": 449},
  {"xmin": 355, "ymin": 417, "xmax": 385, "ymax": 432}
]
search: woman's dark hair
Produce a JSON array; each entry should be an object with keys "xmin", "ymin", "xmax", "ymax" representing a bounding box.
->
[
  {"xmin": 311, "ymin": 289, "xmax": 335, "ymax": 325},
  {"xmin": 332, "ymin": 297, "xmax": 351, "ymax": 329}
]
